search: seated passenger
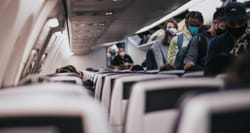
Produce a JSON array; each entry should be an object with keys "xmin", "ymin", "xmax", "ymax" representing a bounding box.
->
[
  {"xmin": 205, "ymin": 2, "xmax": 249, "ymax": 76},
  {"xmin": 55, "ymin": 65, "xmax": 83, "ymax": 79},
  {"xmin": 111, "ymin": 47, "xmax": 134, "ymax": 70},
  {"xmin": 184, "ymin": 7, "xmax": 226, "ymax": 72}
]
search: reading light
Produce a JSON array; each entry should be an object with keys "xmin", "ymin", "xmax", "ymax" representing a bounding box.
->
[
  {"xmin": 47, "ymin": 18, "xmax": 59, "ymax": 28},
  {"xmin": 105, "ymin": 12, "xmax": 113, "ymax": 16}
]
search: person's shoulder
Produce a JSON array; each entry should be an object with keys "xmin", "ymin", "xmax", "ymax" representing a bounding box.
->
[
  {"xmin": 209, "ymin": 32, "xmax": 227, "ymax": 44},
  {"xmin": 148, "ymin": 29, "xmax": 165, "ymax": 42},
  {"xmin": 170, "ymin": 34, "xmax": 179, "ymax": 43},
  {"xmin": 124, "ymin": 54, "xmax": 132, "ymax": 58},
  {"xmin": 113, "ymin": 55, "xmax": 121, "ymax": 59}
]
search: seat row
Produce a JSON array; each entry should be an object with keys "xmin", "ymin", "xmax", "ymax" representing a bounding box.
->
[
  {"xmin": 0, "ymin": 70, "xmax": 248, "ymax": 133},
  {"xmin": 89, "ymin": 70, "xmax": 250, "ymax": 133}
]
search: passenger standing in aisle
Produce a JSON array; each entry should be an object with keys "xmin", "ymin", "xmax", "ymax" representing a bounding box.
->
[
  {"xmin": 148, "ymin": 19, "xmax": 178, "ymax": 70},
  {"xmin": 167, "ymin": 11, "xmax": 204, "ymax": 68},
  {"xmin": 183, "ymin": 7, "xmax": 226, "ymax": 72},
  {"xmin": 205, "ymin": 2, "xmax": 249, "ymax": 76}
]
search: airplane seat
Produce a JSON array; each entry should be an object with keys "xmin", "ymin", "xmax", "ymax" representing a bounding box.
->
[
  {"xmin": 159, "ymin": 70, "xmax": 185, "ymax": 77},
  {"xmin": 19, "ymin": 73, "xmax": 83, "ymax": 86},
  {"xmin": 47, "ymin": 72, "xmax": 80, "ymax": 77},
  {"xmin": 0, "ymin": 82, "xmax": 91, "ymax": 97},
  {"xmin": 125, "ymin": 78, "xmax": 224, "ymax": 133},
  {"xmin": 110, "ymin": 74, "xmax": 178, "ymax": 133},
  {"xmin": 101, "ymin": 73, "xmax": 138, "ymax": 114},
  {"xmin": 181, "ymin": 71, "xmax": 204, "ymax": 78},
  {"xmin": 0, "ymin": 90, "xmax": 111, "ymax": 133},
  {"xmin": 95, "ymin": 73, "xmax": 116, "ymax": 100},
  {"xmin": 215, "ymin": 73, "xmax": 227, "ymax": 79},
  {"xmin": 95, "ymin": 74, "xmax": 106, "ymax": 100},
  {"xmin": 48, "ymin": 76, "xmax": 83, "ymax": 85},
  {"xmin": 176, "ymin": 89, "xmax": 250, "ymax": 133},
  {"xmin": 19, "ymin": 74, "xmax": 96, "ymax": 96}
]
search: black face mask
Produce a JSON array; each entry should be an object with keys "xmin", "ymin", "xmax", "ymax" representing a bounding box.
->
[
  {"xmin": 226, "ymin": 24, "xmax": 247, "ymax": 38},
  {"xmin": 215, "ymin": 28, "xmax": 226, "ymax": 36}
]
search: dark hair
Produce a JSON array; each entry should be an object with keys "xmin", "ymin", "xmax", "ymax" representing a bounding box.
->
[
  {"xmin": 56, "ymin": 65, "xmax": 78, "ymax": 73},
  {"xmin": 198, "ymin": 25, "xmax": 210, "ymax": 33},
  {"xmin": 185, "ymin": 11, "xmax": 204, "ymax": 24},
  {"xmin": 130, "ymin": 65, "xmax": 144, "ymax": 71},
  {"xmin": 213, "ymin": 7, "xmax": 225, "ymax": 20}
]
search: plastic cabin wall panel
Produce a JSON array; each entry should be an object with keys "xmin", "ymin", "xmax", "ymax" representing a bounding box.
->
[
  {"xmin": 67, "ymin": 48, "xmax": 106, "ymax": 71},
  {"xmin": 40, "ymin": 32, "xmax": 73, "ymax": 75},
  {"xmin": 0, "ymin": 0, "xmax": 46, "ymax": 87},
  {"xmin": 127, "ymin": 42, "xmax": 146, "ymax": 66}
]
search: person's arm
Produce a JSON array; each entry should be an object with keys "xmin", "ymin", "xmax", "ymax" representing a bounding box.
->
[
  {"xmin": 167, "ymin": 36, "xmax": 178, "ymax": 66},
  {"xmin": 184, "ymin": 36, "xmax": 199, "ymax": 70},
  {"xmin": 152, "ymin": 41, "xmax": 164, "ymax": 69},
  {"xmin": 111, "ymin": 56, "xmax": 122, "ymax": 70},
  {"xmin": 124, "ymin": 55, "xmax": 134, "ymax": 67},
  {"xmin": 205, "ymin": 38, "xmax": 218, "ymax": 65}
]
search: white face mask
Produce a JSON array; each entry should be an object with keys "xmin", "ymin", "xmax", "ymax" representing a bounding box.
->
[{"xmin": 119, "ymin": 52, "xmax": 125, "ymax": 57}]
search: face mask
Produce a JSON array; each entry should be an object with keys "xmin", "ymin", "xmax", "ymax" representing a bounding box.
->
[
  {"xmin": 166, "ymin": 28, "xmax": 177, "ymax": 36},
  {"xmin": 189, "ymin": 26, "xmax": 199, "ymax": 36},
  {"xmin": 111, "ymin": 49, "xmax": 116, "ymax": 56},
  {"xmin": 215, "ymin": 28, "xmax": 226, "ymax": 36},
  {"xmin": 119, "ymin": 52, "xmax": 125, "ymax": 57},
  {"xmin": 226, "ymin": 24, "xmax": 247, "ymax": 38}
]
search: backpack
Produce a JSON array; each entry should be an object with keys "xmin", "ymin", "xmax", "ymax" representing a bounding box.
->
[
  {"xmin": 174, "ymin": 33, "xmax": 188, "ymax": 69},
  {"xmin": 175, "ymin": 32, "xmax": 209, "ymax": 70},
  {"xmin": 145, "ymin": 48, "xmax": 158, "ymax": 70}
]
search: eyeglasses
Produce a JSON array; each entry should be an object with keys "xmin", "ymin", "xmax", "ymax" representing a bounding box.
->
[{"xmin": 226, "ymin": 20, "xmax": 247, "ymax": 28}]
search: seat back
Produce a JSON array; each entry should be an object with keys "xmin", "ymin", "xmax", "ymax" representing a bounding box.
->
[
  {"xmin": 159, "ymin": 70, "xmax": 185, "ymax": 77},
  {"xmin": 95, "ymin": 73, "xmax": 115, "ymax": 100},
  {"xmin": 182, "ymin": 71, "xmax": 204, "ymax": 78},
  {"xmin": 125, "ymin": 78, "xmax": 224, "ymax": 133},
  {"xmin": 177, "ymin": 89, "xmax": 250, "ymax": 133},
  {"xmin": 2, "ymin": 82, "xmax": 91, "ymax": 96},
  {"xmin": 110, "ymin": 74, "xmax": 178, "ymax": 133},
  {"xmin": 48, "ymin": 76, "xmax": 83, "ymax": 85},
  {"xmin": 0, "ymin": 87, "xmax": 111, "ymax": 133},
  {"xmin": 101, "ymin": 73, "xmax": 138, "ymax": 113}
]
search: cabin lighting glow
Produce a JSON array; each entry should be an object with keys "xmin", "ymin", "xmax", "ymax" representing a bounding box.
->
[
  {"xmin": 80, "ymin": 23, "xmax": 85, "ymax": 27},
  {"xmin": 55, "ymin": 31, "xmax": 62, "ymax": 36},
  {"xmin": 47, "ymin": 18, "xmax": 59, "ymax": 28},
  {"xmin": 105, "ymin": 12, "xmax": 113, "ymax": 16}
]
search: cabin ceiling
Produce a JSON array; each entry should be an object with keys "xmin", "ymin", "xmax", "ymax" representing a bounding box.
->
[{"xmin": 66, "ymin": 0, "xmax": 189, "ymax": 55}]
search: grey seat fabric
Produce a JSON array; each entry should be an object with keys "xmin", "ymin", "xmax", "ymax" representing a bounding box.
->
[
  {"xmin": 110, "ymin": 74, "xmax": 178, "ymax": 133},
  {"xmin": 177, "ymin": 89, "xmax": 250, "ymax": 133},
  {"xmin": 125, "ymin": 78, "xmax": 224, "ymax": 133}
]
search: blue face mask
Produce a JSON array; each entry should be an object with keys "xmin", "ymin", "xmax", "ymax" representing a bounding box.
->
[
  {"xmin": 111, "ymin": 49, "xmax": 116, "ymax": 55},
  {"xmin": 166, "ymin": 29, "xmax": 175, "ymax": 36},
  {"xmin": 189, "ymin": 26, "xmax": 199, "ymax": 36}
]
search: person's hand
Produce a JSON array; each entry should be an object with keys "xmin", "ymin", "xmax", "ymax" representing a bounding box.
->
[
  {"xmin": 124, "ymin": 62, "xmax": 130, "ymax": 67},
  {"xmin": 184, "ymin": 62, "xmax": 194, "ymax": 70}
]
